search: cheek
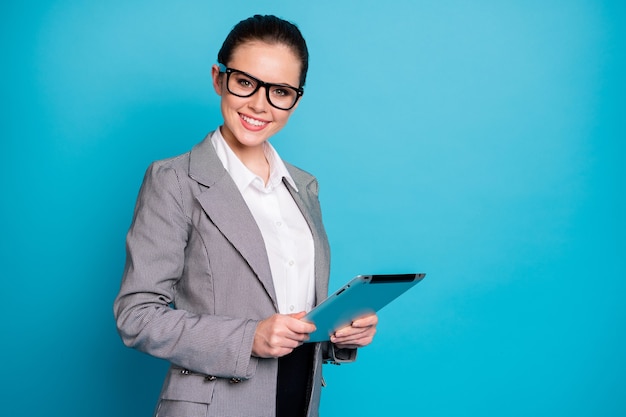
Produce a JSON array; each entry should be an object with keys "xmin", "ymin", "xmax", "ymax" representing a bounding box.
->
[
  {"xmin": 272, "ymin": 110, "xmax": 293, "ymax": 126},
  {"xmin": 271, "ymin": 107, "xmax": 293, "ymax": 124},
  {"xmin": 221, "ymin": 95, "xmax": 243, "ymax": 114}
]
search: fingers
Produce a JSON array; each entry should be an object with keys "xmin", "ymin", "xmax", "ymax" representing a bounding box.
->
[
  {"xmin": 352, "ymin": 313, "xmax": 378, "ymax": 328},
  {"xmin": 252, "ymin": 313, "xmax": 316, "ymax": 358},
  {"xmin": 288, "ymin": 311, "xmax": 317, "ymax": 332},
  {"xmin": 331, "ymin": 313, "xmax": 378, "ymax": 348},
  {"xmin": 331, "ymin": 326, "xmax": 376, "ymax": 348}
]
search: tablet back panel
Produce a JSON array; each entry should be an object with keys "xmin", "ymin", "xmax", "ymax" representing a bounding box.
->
[{"xmin": 305, "ymin": 273, "xmax": 425, "ymax": 342}]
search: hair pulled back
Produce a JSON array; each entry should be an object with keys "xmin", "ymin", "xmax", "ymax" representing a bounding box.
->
[{"xmin": 218, "ymin": 15, "xmax": 309, "ymax": 87}]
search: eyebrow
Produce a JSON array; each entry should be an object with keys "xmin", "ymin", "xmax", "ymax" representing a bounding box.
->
[{"xmin": 220, "ymin": 64, "xmax": 300, "ymax": 89}]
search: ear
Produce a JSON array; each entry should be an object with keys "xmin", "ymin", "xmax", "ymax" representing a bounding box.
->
[{"xmin": 211, "ymin": 64, "xmax": 223, "ymax": 96}]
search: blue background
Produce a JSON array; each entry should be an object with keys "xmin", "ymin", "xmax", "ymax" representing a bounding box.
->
[{"xmin": 2, "ymin": 1, "xmax": 624, "ymax": 416}]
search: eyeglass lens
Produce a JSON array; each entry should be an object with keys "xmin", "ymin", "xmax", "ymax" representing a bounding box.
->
[{"xmin": 227, "ymin": 70, "xmax": 299, "ymax": 110}]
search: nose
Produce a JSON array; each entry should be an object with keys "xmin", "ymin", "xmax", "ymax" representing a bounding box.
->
[{"xmin": 248, "ymin": 86, "xmax": 270, "ymax": 112}]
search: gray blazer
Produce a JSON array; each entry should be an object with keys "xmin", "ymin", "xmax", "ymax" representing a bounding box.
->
[{"xmin": 114, "ymin": 133, "xmax": 350, "ymax": 417}]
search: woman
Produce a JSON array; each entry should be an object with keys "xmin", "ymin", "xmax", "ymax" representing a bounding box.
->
[{"xmin": 114, "ymin": 15, "xmax": 377, "ymax": 417}]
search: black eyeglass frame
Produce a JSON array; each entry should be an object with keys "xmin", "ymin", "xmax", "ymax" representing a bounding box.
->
[{"xmin": 218, "ymin": 65, "xmax": 304, "ymax": 110}]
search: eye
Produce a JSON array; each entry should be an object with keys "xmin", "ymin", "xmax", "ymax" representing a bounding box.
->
[
  {"xmin": 238, "ymin": 78, "xmax": 253, "ymax": 88},
  {"xmin": 271, "ymin": 87, "xmax": 296, "ymax": 98},
  {"xmin": 232, "ymin": 74, "xmax": 256, "ymax": 90}
]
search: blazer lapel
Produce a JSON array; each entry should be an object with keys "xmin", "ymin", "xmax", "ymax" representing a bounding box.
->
[{"xmin": 188, "ymin": 135, "xmax": 278, "ymax": 308}]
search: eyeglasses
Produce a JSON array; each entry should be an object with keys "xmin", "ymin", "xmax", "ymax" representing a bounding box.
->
[{"xmin": 219, "ymin": 65, "xmax": 303, "ymax": 110}]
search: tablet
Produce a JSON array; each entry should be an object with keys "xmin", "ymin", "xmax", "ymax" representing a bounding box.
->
[{"xmin": 304, "ymin": 273, "xmax": 426, "ymax": 342}]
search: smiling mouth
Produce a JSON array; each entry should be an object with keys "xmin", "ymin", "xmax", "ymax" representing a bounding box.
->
[{"xmin": 240, "ymin": 114, "xmax": 269, "ymax": 128}]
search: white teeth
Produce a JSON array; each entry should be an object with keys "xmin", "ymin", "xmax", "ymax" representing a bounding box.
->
[{"xmin": 241, "ymin": 115, "xmax": 267, "ymax": 127}]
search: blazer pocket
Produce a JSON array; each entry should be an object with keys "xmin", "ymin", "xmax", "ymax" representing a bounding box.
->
[
  {"xmin": 155, "ymin": 399, "xmax": 208, "ymax": 417},
  {"xmin": 160, "ymin": 367, "xmax": 216, "ymax": 405}
]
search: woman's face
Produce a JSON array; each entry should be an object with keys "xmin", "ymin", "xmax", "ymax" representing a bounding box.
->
[{"xmin": 212, "ymin": 41, "xmax": 302, "ymax": 154}]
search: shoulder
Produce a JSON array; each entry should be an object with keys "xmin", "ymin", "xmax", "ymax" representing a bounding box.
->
[
  {"xmin": 149, "ymin": 152, "xmax": 190, "ymax": 174},
  {"xmin": 144, "ymin": 132, "xmax": 217, "ymax": 184},
  {"xmin": 138, "ymin": 152, "xmax": 191, "ymax": 196},
  {"xmin": 284, "ymin": 161, "xmax": 320, "ymax": 194},
  {"xmin": 137, "ymin": 137, "xmax": 208, "ymax": 201}
]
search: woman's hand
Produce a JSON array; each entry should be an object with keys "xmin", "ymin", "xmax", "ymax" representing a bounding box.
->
[
  {"xmin": 330, "ymin": 313, "xmax": 378, "ymax": 349},
  {"xmin": 252, "ymin": 312, "xmax": 316, "ymax": 358}
]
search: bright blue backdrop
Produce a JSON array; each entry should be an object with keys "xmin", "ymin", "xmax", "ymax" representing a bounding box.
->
[{"xmin": 2, "ymin": 1, "xmax": 624, "ymax": 416}]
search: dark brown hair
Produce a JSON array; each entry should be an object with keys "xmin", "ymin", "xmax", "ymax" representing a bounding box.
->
[{"xmin": 217, "ymin": 15, "xmax": 309, "ymax": 87}]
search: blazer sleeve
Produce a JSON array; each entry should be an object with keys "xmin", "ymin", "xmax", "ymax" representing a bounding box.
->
[
  {"xmin": 322, "ymin": 343, "xmax": 357, "ymax": 364},
  {"xmin": 113, "ymin": 161, "xmax": 259, "ymax": 379}
]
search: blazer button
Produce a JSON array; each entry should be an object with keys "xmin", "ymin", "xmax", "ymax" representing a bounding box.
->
[
  {"xmin": 229, "ymin": 377, "xmax": 242, "ymax": 384},
  {"xmin": 205, "ymin": 375, "xmax": 217, "ymax": 382}
]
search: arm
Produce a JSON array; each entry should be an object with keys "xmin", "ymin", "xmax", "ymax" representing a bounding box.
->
[{"xmin": 113, "ymin": 162, "xmax": 258, "ymax": 379}]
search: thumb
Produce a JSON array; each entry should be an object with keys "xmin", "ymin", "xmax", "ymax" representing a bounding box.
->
[{"xmin": 288, "ymin": 311, "xmax": 308, "ymax": 320}]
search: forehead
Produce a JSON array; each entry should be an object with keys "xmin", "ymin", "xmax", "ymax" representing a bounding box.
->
[{"xmin": 228, "ymin": 41, "xmax": 301, "ymax": 86}]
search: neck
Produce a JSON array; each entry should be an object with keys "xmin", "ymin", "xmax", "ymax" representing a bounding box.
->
[{"xmin": 220, "ymin": 126, "xmax": 270, "ymax": 183}]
